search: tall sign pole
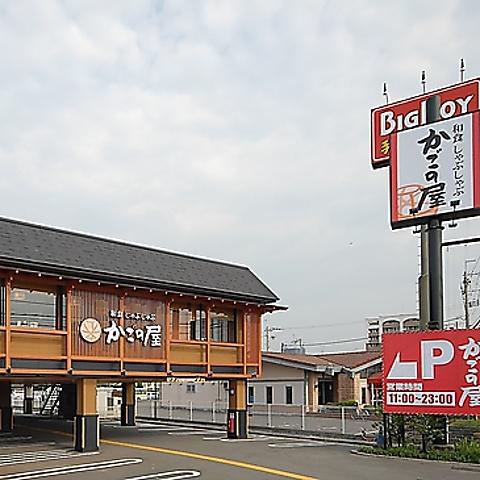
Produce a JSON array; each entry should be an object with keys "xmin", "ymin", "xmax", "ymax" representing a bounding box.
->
[{"xmin": 425, "ymin": 96, "xmax": 444, "ymax": 331}]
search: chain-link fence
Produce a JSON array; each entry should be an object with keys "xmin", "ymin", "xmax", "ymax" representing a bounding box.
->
[{"xmin": 136, "ymin": 399, "xmax": 379, "ymax": 438}]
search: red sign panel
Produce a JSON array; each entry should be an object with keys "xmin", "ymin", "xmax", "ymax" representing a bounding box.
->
[
  {"xmin": 383, "ymin": 329, "xmax": 480, "ymax": 415},
  {"xmin": 371, "ymin": 79, "xmax": 480, "ymax": 169}
]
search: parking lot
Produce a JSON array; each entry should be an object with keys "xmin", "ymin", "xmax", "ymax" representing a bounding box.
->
[{"xmin": 0, "ymin": 416, "xmax": 473, "ymax": 480}]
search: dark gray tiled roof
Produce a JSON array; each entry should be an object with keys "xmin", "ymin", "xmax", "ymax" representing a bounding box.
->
[{"xmin": 0, "ymin": 217, "xmax": 279, "ymax": 303}]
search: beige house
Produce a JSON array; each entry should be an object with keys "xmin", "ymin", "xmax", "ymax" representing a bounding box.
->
[{"xmin": 249, "ymin": 351, "xmax": 381, "ymax": 411}]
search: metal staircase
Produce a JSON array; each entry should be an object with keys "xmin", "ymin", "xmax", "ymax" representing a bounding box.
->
[{"xmin": 39, "ymin": 384, "xmax": 61, "ymax": 416}]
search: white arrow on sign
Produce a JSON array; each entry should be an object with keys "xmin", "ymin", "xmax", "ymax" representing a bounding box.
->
[
  {"xmin": 386, "ymin": 352, "xmax": 417, "ymax": 380},
  {"xmin": 386, "ymin": 340, "xmax": 455, "ymax": 380}
]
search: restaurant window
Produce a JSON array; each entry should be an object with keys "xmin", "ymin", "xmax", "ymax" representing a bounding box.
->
[
  {"xmin": 210, "ymin": 309, "xmax": 236, "ymax": 343},
  {"xmin": 248, "ymin": 386, "xmax": 255, "ymax": 404},
  {"xmin": 10, "ymin": 284, "xmax": 66, "ymax": 330},
  {"xmin": 170, "ymin": 304, "xmax": 206, "ymax": 341},
  {"xmin": 285, "ymin": 386, "xmax": 293, "ymax": 405},
  {"xmin": 266, "ymin": 386, "xmax": 273, "ymax": 404}
]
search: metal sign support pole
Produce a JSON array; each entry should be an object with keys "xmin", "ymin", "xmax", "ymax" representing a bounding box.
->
[{"xmin": 425, "ymin": 95, "xmax": 444, "ymax": 331}]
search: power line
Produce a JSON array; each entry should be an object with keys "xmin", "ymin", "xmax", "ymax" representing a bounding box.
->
[
  {"xmin": 277, "ymin": 320, "xmax": 364, "ymax": 331},
  {"xmin": 302, "ymin": 336, "xmax": 367, "ymax": 347}
]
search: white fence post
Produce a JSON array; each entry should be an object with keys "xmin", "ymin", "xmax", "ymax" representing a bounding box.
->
[
  {"xmin": 341, "ymin": 407, "xmax": 346, "ymax": 434},
  {"xmin": 212, "ymin": 401, "xmax": 216, "ymax": 423},
  {"xmin": 301, "ymin": 404, "xmax": 305, "ymax": 431},
  {"xmin": 189, "ymin": 401, "xmax": 193, "ymax": 422},
  {"xmin": 267, "ymin": 404, "xmax": 272, "ymax": 428},
  {"xmin": 168, "ymin": 400, "xmax": 173, "ymax": 420}
]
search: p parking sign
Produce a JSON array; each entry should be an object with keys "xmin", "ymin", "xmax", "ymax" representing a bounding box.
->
[{"xmin": 383, "ymin": 329, "xmax": 480, "ymax": 415}]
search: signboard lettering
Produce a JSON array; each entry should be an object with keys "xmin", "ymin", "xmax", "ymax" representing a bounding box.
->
[
  {"xmin": 371, "ymin": 79, "xmax": 480, "ymax": 168},
  {"xmin": 383, "ymin": 329, "xmax": 480, "ymax": 414},
  {"xmin": 389, "ymin": 112, "xmax": 480, "ymax": 228}
]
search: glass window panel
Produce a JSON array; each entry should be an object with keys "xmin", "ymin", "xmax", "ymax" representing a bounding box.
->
[
  {"xmin": 210, "ymin": 309, "xmax": 236, "ymax": 343},
  {"xmin": 170, "ymin": 305, "xmax": 206, "ymax": 341},
  {"xmin": 11, "ymin": 287, "xmax": 57, "ymax": 329}
]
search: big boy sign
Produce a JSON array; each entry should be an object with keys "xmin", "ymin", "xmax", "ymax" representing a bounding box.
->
[
  {"xmin": 383, "ymin": 329, "xmax": 480, "ymax": 415},
  {"xmin": 371, "ymin": 79, "xmax": 480, "ymax": 169}
]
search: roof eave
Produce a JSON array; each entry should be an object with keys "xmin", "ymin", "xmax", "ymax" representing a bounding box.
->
[{"xmin": 0, "ymin": 258, "xmax": 279, "ymax": 305}]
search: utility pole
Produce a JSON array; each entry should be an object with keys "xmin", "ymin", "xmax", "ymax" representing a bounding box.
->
[
  {"xmin": 264, "ymin": 325, "xmax": 282, "ymax": 352},
  {"xmin": 462, "ymin": 270, "xmax": 471, "ymax": 329}
]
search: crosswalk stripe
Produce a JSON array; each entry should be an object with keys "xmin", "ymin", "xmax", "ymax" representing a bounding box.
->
[
  {"xmin": 0, "ymin": 458, "xmax": 142, "ymax": 480},
  {"xmin": 0, "ymin": 449, "xmax": 99, "ymax": 467}
]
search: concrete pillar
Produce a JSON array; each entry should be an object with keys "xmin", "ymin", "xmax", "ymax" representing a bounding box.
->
[
  {"xmin": 58, "ymin": 384, "xmax": 76, "ymax": 420},
  {"xmin": 74, "ymin": 379, "xmax": 98, "ymax": 452},
  {"xmin": 307, "ymin": 373, "xmax": 318, "ymax": 413},
  {"xmin": 227, "ymin": 379, "xmax": 247, "ymax": 439},
  {"xmin": 0, "ymin": 382, "xmax": 12, "ymax": 432},
  {"xmin": 121, "ymin": 383, "xmax": 136, "ymax": 426},
  {"xmin": 24, "ymin": 385, "xmax": 34, "ymax": 415}
]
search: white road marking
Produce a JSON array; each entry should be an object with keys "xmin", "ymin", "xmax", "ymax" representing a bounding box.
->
[
  {"xmin": 219, "ymin": 435, "xmax": 276, "ymax": 442},
  {"xmin": 268, "ymin": 441, "xmax": 329, "ymax": 448},
  {"xmin": 138, "ymin": 426, "xmax": 191, "ymax": 432},
  {"xmin": 167, "ymin": 431, "xmax": 211, "ymax": 436},
  {"xmin": 125, "ymin": 471, "xmax": 201, "ymax": 480},
  {"xmin": 0, "ymin": 448, "xmax": 99, "ymax": 466},
  {"xmin": 0, "ymin": 458, "xmax": 142, "ymax": 480}
]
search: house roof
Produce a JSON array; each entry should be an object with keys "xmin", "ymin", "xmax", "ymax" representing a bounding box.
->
[
  {"xmin": 262, "ymin": 350, "xmax": 381, "ymax": 372},
  {"xmin": 264, "ymin": 352, "xmax": 335, "ymax": 367},
  {"xmin": 0, "ymin": 217, "xmax": 279, "ymax": 304},
  {"xmin": 315, "ymin": 351, "xmax": 381, "ymax": 369}
]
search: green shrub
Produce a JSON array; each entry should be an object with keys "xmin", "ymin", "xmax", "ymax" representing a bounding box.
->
[
  {"xmin": 337, "ymin": 400, "xmax": 357, "ymax": 407},
  {"xmin": 359, "ymin": 439, "xmax": 480, "ymax": 464},
  {"xmin": 450, "ymin": 419, "xmax": 480, "ymax": 428}
]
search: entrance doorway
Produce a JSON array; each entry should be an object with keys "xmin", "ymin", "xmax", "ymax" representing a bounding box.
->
[{"xmin": 318, "ymin": 380, "xmax": 334, "ymax": 405}]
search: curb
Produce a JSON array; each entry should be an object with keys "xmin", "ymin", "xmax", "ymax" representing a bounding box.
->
[{"xmin": 351, "ymin": 449, "xmax": 480, "ymax": 470}]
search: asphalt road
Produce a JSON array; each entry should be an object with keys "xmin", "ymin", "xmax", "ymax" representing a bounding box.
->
[{"xmin": 0, "ymin": 416, "xmax": 476, "ymax": 480}]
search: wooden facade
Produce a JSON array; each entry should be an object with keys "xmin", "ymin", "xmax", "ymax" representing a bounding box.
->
[{"xmin": 0, "ymin": 270, "xmax": 273, "ymax": 382}]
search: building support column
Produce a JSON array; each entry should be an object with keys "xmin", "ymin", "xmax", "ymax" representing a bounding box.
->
[
  {"xmin": 307, "ymin": 373, "xmax": 318, "ymax": 413},
  {"xmin": 59, "ymin": 384, "xmax": 76, "ymax": 420},
  {"xmin": 74, "ymin": 379, "xmax": 98, "ymax": 452},
  {"xmin": 24, "ymin": 385, "xmax": 34, "ymax": 414},
  {"xmin": 0, "ymin": 382, "xmax": 12, "ymax": 432},
  {"xmin": 227, "ymin": 379, "xmax": 247, "ymax": 439},
  {"xmin": 121, "ymin": 383, "xmax": 136, "ymax": 426}
]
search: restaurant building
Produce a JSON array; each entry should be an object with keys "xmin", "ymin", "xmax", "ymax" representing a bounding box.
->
[{"xmin": 0, "ymin": 217, "xmax": 283, "ymax": 451}]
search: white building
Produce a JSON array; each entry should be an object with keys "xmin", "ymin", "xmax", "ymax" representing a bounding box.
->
[{"xmin": 366, "ymin": 314, "xmax": 419, "ymax": 351}]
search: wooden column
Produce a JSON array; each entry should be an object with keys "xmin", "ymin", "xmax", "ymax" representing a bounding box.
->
[
  {"xmin": 0, "ymin": 382, "xmax": 12, "ymax": 432},
  {"xmin": 165, "ymin": 301, "xmax": 171, "ymax": 374},
  {"xmin": 307, "ymin": 372, "xmax": 318, "ymax": 413},
  {"xmin": 206, "ymin": 306, "xmax": 211, "ymax": 375},
  {"xmin": 227, "ymin": 379, "xmax": 247, "ymax": 439},
  {"xmin": 5, "ymin": 280, "xmax": 11, "ymax": 371},
  {"xmin": 121, "ymin": 383, "xmax": 135, "ymax": 426},
  {"xmin": 74, "ymin": 379, "xmax": 98, "ymax": 452}
]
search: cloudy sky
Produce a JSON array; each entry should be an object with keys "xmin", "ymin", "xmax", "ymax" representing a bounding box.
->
[{"xmin": 1, "ymin": 0, "xmax": 480, "ymax": 352}]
